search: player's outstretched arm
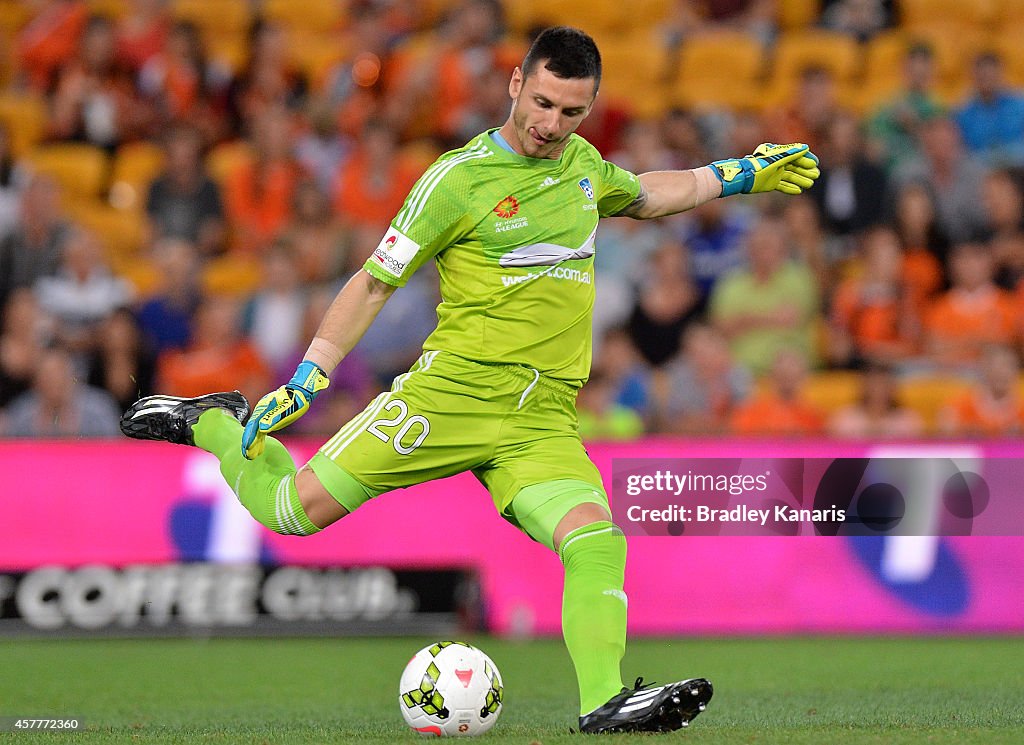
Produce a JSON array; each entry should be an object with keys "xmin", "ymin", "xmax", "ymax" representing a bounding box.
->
[
  {"xmin": 621, "ymin": 142, "xmax": 820, "ymax": 220},
  {"xmin": 241, "ymin": 271, "xmax": 396, "ymax": 459}
]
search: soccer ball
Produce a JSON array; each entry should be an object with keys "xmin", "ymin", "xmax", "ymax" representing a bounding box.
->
[{"xmin": 399, "ymin": 641, "xmax": 504, "ymax": 737}]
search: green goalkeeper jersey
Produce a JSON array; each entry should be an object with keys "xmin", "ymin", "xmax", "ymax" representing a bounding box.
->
[{"xmin": 362, "ymin": 129, "xmax": 641, "ymax": 388}]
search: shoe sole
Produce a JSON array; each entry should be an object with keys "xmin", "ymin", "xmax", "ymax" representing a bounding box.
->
[{"xmin": 592, "ymin": 678, "xmax": 714, "ymax": 734}]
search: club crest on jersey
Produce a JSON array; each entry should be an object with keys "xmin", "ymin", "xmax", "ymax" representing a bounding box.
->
[
  {"xmin": 578, "ymin": 177, "xmax": 594, "ymax": 201},
  {"xmin": 493, "ymin": 195, "xmax": 519, "ymax": 219}
]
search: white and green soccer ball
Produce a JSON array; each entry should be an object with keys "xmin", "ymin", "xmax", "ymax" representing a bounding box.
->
[{"xmin": 399, "ymin": 641, "xmax": 504, "ymax": 737}]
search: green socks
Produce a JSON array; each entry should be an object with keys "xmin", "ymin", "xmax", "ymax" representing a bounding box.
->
[
  {"xmin": 192, "ymin": 409, "xmax": 319, "ymax": 536},
  {"xmin": 559, "ymin": 521, "xmax": 627, "ymax": 715}
]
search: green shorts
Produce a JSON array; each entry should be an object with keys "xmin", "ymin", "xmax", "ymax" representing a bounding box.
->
[{"xmin": 308, "ymin": 350, "xmax": 606, "ymax": 523}]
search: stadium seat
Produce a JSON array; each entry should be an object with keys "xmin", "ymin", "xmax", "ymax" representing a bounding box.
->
[
  {"xmin": 202, "ymin": 254, "xmax": 262, "ymax": 296},
  {"xmin": 598, "ymin": 32, "xmax": 672, "ymax": 117},
  {"xmin": 531, "ymin": 0, "xmax": 628, "ymax": 35},
  {"xmin": 65, "ymin": 198, "xmax": 147, "ymax": 260},
  {"xmin": 287, "ymin": 31, "xmax": 349, "ymax": 92},
  {"xmin": 262, "ymin": 0, "xmax": 344, "ymax": 34},
  {"xmin": 25, "ymin": 143, "xmax": 110, "ymax": 200},
  {"xmin": 770, "ymin": 30, "xmax": 862, "ymax": 88},
  {"xmin": 856, "ymin": 31, "xmax": 910, "ymax": 112},
  {"xmin": 897, "ymin": 0, "xmax": 995, "ymax": 31},
  {"xmin": 777, "ymin": 0, "xmax": 822, "ymax": 30},
  {"xmin": 171, "ymin": 0, "xmax": 251, "ymax": 38},
  {"xmin": 110, "ymin": 141, "xmax": 166, "ymax": 211},
  {"xmin": 993, "ymin": 0, "xmax": 1024, "ymax": 27},
  {"xmin": 0, "ymin": 1, "xmax": 31, "ymax": 34},
  {"xmin": 904, "ymin": 23, "xmax": 990, "ymax": 104},
  {"xmin": 205, "ymin": 140, "xmax": 253, "ymax": 187},
  {"xmin": 803, "ymin": 371, "xmax": 863, "ymax": 415},
  {"xmin": 673, "ymin": 32, "xmax": 766, "ymax": 112},
  {"xmin": 0, "ymin": 92, "xmax": 48, "ymax": 157},
  {"xmin": 897, "ymin": 376, "xmax": 972, "ymax": 432},
  {"xmin": 988, "ymin": 35, "xmax": 1024, "ymax": 87},
  {"xmin": 86, "ymin": 0, "xmax": 129, "ymax": 20}
]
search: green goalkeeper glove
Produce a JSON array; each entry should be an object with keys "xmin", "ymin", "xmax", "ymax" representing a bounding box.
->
[
  {"xmin": 241, "ymin": 360, "xmax": 330, "ymax": 459},
  {"xmin": 709, "ymin": 142, "xmax": 820, "ymax": 197}
]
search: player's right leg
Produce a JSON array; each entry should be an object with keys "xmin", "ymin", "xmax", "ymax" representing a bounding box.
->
[{"xmin": 120, "ymin": 391, "xmax": 363, "ymax": 535}]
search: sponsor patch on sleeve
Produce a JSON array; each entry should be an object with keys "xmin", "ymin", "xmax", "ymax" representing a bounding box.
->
[{"xmin": 371, "ymin": 227, "xmax": 420, "ymax": 279}]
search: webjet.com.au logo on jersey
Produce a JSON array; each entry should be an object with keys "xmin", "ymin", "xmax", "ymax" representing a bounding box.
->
[{"xmin": 501, "ymin": 266, "xmax": 592, "ymax": 287}]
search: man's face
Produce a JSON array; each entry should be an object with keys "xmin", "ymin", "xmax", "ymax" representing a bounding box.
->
[{"xmin": 508, "ymin": 64, "xmax": 596, "ymax": 159}]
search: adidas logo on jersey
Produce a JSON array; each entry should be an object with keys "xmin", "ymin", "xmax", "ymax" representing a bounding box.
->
[{"xmin": 539, "ymin": 176, "xmax": 561, "ymax": 189}]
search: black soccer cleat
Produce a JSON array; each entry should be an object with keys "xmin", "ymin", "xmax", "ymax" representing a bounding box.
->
[
  {"xmin": 120, "ymin": 391, "xmax": 250, "ymax": 446},
  {"xmin": 578, "ymin": 677, "xmax": 713, "ymax": 734}
]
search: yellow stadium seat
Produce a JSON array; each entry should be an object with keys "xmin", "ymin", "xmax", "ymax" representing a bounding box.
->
[
  {"xmin": 502, "ymin": 0, "xmax": 542, "ymax": 33},
  {"xmin": 287, "ymin": 31, "xmax": 349, "ymax": 91},
  {"xmin": 803, "ymin": 371, "xmax": 863, "ymax": 415},
  {"xmin": 673, "ymin": 32, "xmax": 766, "ymax": 111},
  {"xmin": 0, "ymin": 93, "xmax": 48, "ymax": 157},
  {"xmin": 87, "ymin": 0, "xmax": 129, "ymax": 20},
  {"xmin": 598, "ymin": 32, "xmax": 671, "ymax": 116},
  {"xmin": 111, "ymin": 255, "xmax": 162, "ymax": 297},
  {"xmin": 897, "ymin": 376, "xmax": 972, "ymax": 432},
  {"xmin": 0, "ymin": 1, "xmax": 31, "ymax": 33},
  {"xmin": 631, "ymin": 0, "xmax": 673, "ymax": 26},
  {"xmin": 897, "ymin": 0, "xmax": 995, "ymax": 30},
  {"xmin": 205, "ymin": 31, "xmax": 248, "ymax": 75},
  {"xmin": 988, "ymin": 35, "xmax": 1024, "ymax": 87},
  {"xmin": 993, "ymin": 0, "xmax": 1024, "ymax": 26},
  {"xmin": 771, "ymin": 29, "xmax": 861, "ymax": 85},
  {"xmin": 263, "ymin": 0, "xmax": 344, "ymax": 33},
  {"xmin": 905, "ymin": 23, "xmax": 990, "ymax": 104},
  {"xmin": 171, "ymin": 0, "xmax": 251, "ymax": 37},
  {"xmin": 65, "ymin": 198, "xmax": 148, "ymax": 259},
  {"xmin": 202, "ymin": 254, "xmax": 262, "ymax": 296},
  {"xmin": 531, "ymin": 0, "xmax": 628, "ymax": 35},
  {"xmin": 205, "ymin": 140, "xmax": 252, "ymax": 187},
  {"xmin": 26, "ymin": 144, "xmax": 110, "ymax": 200},
  {"xmin": 109, "ymin": 141, "xmax": 166, "ymax": 211},
  {"xmin": 777, "ymin": 0, "xmax": 822, "ymax": 30}
]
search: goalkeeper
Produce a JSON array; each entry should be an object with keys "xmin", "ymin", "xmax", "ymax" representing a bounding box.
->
[{"xmin": 122, "ymin": 26, "xmax": 818, "ymax": 734}]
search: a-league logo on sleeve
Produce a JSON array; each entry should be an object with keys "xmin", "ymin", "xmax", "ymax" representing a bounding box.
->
[
  {"xmin": 372, "ymin": 227, "xmax": 421, "ymax": 278},
  {"xmin": 578, "ymin": 177, "xmax": 594, "ymax": 201}
]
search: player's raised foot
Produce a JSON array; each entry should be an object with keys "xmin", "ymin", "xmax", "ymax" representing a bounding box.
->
[
  {"xmin": 120, "ymin": 392, "xmax": 250, "ymax": 446},
  {"xmin": 578, "ymin": 677, "xmax": 713, "ymax": 734}
]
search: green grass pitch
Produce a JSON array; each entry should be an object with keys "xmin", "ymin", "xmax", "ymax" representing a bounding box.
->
[{"xmin": 1, "ymin": 636, "xmax": 1022, "ymax": 743}]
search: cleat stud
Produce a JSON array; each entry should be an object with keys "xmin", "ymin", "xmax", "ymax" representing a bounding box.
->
[
  {"xmin": 681, "ymin": 720, "xmax": 689, "ymax": 728},
  {"xmin": 672, "ymin": 696, "xmax": 681, "ymax": 704},
  {"xmin": 699, "ymin": 703, "xmax": 706, "ymax": 711},
  {"xmin": 691, "ymin": 688, "xmax": 700, "ymax": 696}
]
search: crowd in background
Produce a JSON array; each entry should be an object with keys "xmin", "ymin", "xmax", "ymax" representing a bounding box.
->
[{"xmin": 1, "ymin": 0, "xmax": 1024, "ymax": 440}]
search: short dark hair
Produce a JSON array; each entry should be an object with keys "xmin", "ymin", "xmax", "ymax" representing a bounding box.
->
[{"xmin": 522, "ymin": 26, "xmax": 601, "ymax": 89}]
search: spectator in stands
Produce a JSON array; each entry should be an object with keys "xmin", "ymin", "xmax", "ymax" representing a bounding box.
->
[
  {"xmin": 673, "ymin": 196, "xmax": 751, "ymax": 303},
  {"xmin": 145, "ymin": 123, "xmax": 225, "ymax": 256},
  {"xmin": 656, "ymin": 322, "xmax": 751, "ymax": 435},
  {"xmin": 709, "ymin": 214, "xmax": 819, "ymax": 377},
  {"xmin": 626, "ymin": 241, "xmax": 702, "ymax": 368},
  {"xmin": 822, "ymin": 0, "xmax": 890, "ymax": 42},
  {"xmin": 295, "ymin": 99, "xmax": 352, "ymax": 197},
  {"xmin": 924, "ymin": 242, "xmax": 1017, "ymax": 369},
  {"xmin": 1, "ymin": 344, "xmax": 120, "ymax": 437},
  {"xmin": 892, "ymin": 181, "xmax": 947, "ymax": 313},
  {"xmin": 764, "ymin": 66, "xmax": 843, "ymax": 150},
  {"xmin": 138, "ymin": 20, "xmax": 231, "ymax": 142},
  {"xmin": 954, "ymin": 52, "xmax": 1024, "ymax": 167},
  {"xmin": 894, "ymin": 117, "xmax": 989, "ymax": 242},
  {"xmin": 50, "ymin": 14, "xmax": 152, "ymax": 149},
  {"xmin": 828, "ymin": 363, "xmax": 924, "ymax": 439},
  {"xmin": 661, "ymin": 109, "xmax": 710, "ymax": 170},
  {"xmin": 781, "ymin": 195, "xmax": 840, "ymax": 288},
  {"xmin": 0, "ymin": 122, "xmax": 27, "ymax": 240},
  {"xmin": 828, "ymin": 226, "xmax": 920, "ymax": 369},
  {"xmin": 229, "ymin": 18, "xmax": 307, "ymax": 127},
  {"xmin": 866, "ymin": 42, "xmax": 943, "ymax": 171},
  {"xmin": 979, "ymin": 169, "xmax": 1024, "ymax": 246},
  {"xmin": 0, "ymin": 288, "xmax": 53, "ymax": 409},
  {"xmin": 35, "ymin": 226, "xmax": 133, "ymax": 355},
  {"xmin": 85, "ymin": 306, "xmax": 156, "ymax": 411},
  {"xmin": 242, "ymin": 240, "xmax": 308, "ymax": 372},
  {"xmin": 224, "ymin": 104, "xmax": 304, "ymax": 253},
  {"xmin": 810, "ymin": 112, "xmax": 888, "ymax": 237},
  {"xmin": 115, "ymin": 0, "xmax": 170, "ymax": 73},
  {"xmin": 592, "ymin": 326, "xmax": 653, "ymax": 420},
  {"xmin": 730, "ymin": 347, "xmax": 824, "ymax": 436},
  {"xmin": 282, "ymin": 180, "xmax": 349, "ymax": 283},
  {"xmin": 16, "ymin": 0, "xmax": 88, "ymax": 92},
  {"xmin": 577, "ymin": 370, "xmax": 644, "ymax": 442},
  {"xmin": 0, "ymin": 174, "xmax": 71, "ymax": 311},
  {"xmin": 608, "ymin": 119, "xmax": 676, "ymax": 175},
  {"xmin": 939, "ymin": 344, "xmax": 1024, "ymax": 436},
  {"xmin": 333, "ymin": 118, "xmax": 419, "ymax": 237},
  {"xmin": 135, "ymin": 237, "xmax": 200, "ymax": 352},
  {"xmin": 156, "ymin": 294, "xmax": 270, "ymax": 405}
]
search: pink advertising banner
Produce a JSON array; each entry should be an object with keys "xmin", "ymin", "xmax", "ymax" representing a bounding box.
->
[{"xmin": 2, "ymin": 439, "xmax": 1023, "ymax": 634}]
